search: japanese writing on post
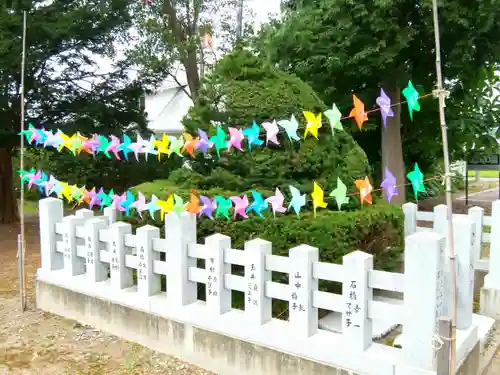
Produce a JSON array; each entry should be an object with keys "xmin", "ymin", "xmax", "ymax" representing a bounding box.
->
[
  {"xmin": 247, "ymin": 263, "xmax": 258, "ymax": 307},
  {"xmin": 434, "ymin": 243, "xmax": 445, "ymax": 332},
  {"xmin": 344, "ymin": 280, "xmax": 361, "ymax": 328},
  {"xmin": 435, "ymin": 267, "xmax": 444, "ymax": 332},
  {"xmin": 291, "ymin": 272, "xmax": 305, "ymax": 312},
  {"xmin": 207, "ymin": 257, "xmax": 218, "ymax": 297},
  {"xmin": 63, "ymin": 232, "xmax": 70, "ymax": 259},
  {"xmin": 137, "ymin": 246, "xmax": 147, "ymax": 281},
  {"xmin": 86, "ymin": 235, "xmax": 94, "ymax": 265},
  {"xmin": 111, "ymin": 241, "xmax": 119, "ymax": 272}
]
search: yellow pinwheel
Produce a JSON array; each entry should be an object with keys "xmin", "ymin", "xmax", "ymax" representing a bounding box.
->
[
  {"xmin": 152, "ymin": 133, "xmax": 170, "ymax": 161},
  {"xmin": 156, "ymin": 194, "xmax": 174, "ymax": 221},
  {"xmin": 303, "ymin": 111, "xmax": 322, "ymax": 139},
  {"xmin": 311, "ymin": 181, "xmax": 327, "ymax": 217}
]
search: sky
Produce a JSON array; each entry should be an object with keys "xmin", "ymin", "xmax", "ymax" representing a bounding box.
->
[{"xmin": 89, "ymin": 0, "xmax": 282, "ymax": 83}]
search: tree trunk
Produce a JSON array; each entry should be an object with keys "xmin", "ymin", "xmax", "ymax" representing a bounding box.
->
[
  {"xmin": 183, "ymin": 51, "xmax": 200, "ymax": 102},
  {"xmin": 0, "ymin": 148, "xmax": 19, "ymax": 224},
  {"xmin": 381, "ymin": 87, "xmax": 406, "ymax": 205},
  {"xmin": 162, "ymin": 0, "xmax": 201, "ymax": 101}
]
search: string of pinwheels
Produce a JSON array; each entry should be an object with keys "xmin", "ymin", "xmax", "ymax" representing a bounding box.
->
[
  {"xmin": 19, "ymin": 81, "xmax": 429, "ymax": 162},
  {"xmin": 19, "ymin": 162, "xmax": 440, "ymax": 221}
]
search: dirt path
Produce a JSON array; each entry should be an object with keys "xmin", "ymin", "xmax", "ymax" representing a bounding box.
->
[{"xmin": 0, "ymin": 220, "xmax": 213, "ymax": 375}]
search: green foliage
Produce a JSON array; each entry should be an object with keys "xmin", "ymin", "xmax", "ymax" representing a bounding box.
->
[
  {"xmin": 182, "ymin": 49, "xmax": 372, "ymax": 208},
  {"xmin": 0, "ymin": 0, "xmax": 141, "ymax": 148},
  {"xmin": 13, "ymin": 147, "xmax": 181, "ymax": 194},
  {"xmin": 0, "ymin": 0, "xmax": 169, "ymax": 221},
  {"xmin": 126, "ymin": 0, "xmax": 256, "ymax": 99},
  {"xmin": 127, "ymin": 181, "xmax": 405, "ymax": 272},
  {"xmin": 255, "ymin": 0, "xmax": 500, "ymax": 173}
]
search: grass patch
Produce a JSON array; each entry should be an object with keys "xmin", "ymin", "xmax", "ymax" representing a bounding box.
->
[
  {"xmin": 18, "ymin": 199, "xmax": 39, "ymax": 215},
  {"xmin": 467, "ymin": 170, "xmax": 500, "ymax": 178}
]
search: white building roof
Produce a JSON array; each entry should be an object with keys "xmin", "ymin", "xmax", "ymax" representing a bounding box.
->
[{"xmin": 144, "ymin": 69, "xmax": 193, "ymax": 135}]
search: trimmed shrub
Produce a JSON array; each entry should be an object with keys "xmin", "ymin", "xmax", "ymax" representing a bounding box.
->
[
  {"xmin": 129, "ymin": 180, "xmax": 404, "ymax": 272},
  {"xmin": 181, "ymin": 49, "xmax": 372, "ymax": 209}
]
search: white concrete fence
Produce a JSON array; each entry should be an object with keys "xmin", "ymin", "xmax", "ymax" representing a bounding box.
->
[
  {"xmin": 37, "ymin": 197, "xmax": 484, "ymax": 375},
  {"xmin": 403, "ymin": 200, "xmax": 500, "ymax": 291}
]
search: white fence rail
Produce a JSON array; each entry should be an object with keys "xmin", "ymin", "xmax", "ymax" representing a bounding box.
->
[
  {"xmin": 403, "ymin": 200, "xmax": 500, "ymax": 280},
  {"xmin": 37, "ymin": 197, "xmax": 480, "ymax": 373}
]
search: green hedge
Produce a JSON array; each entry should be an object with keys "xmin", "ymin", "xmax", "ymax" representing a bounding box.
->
[{"xmin": 127, "ymin": 180, "xmax": 405, "ymax": 272}]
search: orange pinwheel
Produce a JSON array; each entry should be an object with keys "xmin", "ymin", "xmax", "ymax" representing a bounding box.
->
[
  {"xmin": 181, "ymin": 133, "xmax": 199, "ymax": 158},
  {"xmin": 349, "ymin": 95, "xmax": 368, "ymax": 129},
  {"xmin": 355, "ymin": 177, "xmax": 373, "ymax": 205},
  {"xmin": 82, "ymin": 187, "xmax": 94, "ymax": 205},
  {"xmin": 185, "ymin": 192, "xmax": 201, "ymax": 214}
]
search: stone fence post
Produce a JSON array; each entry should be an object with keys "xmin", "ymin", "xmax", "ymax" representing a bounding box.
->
[
  {"xmin": 39, "ymin": 198, "xmax": 64, "ymax": 271},
  {"xmin": 481, "ymin": 200, "xmax": 500, "ymax": 319},
  {"xmin": 404, "ymin": 231, "xmax": 445, "ymax": 369}
]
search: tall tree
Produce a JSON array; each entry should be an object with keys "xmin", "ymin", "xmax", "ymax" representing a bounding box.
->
[
  {"xmin": 0, "ymin": 0, "xmax": 144, "ymax": 223},
  {"xmin": 257, "ymin": 0, "xmax": 500, "ymax": 203},
  {"xmin": 127, "ymin": 0, "xmax": 254, "ymax": 101}
]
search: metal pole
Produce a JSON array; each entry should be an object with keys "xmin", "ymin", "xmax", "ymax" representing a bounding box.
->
[
  {"xmin": 431, "ymin": 1, "xmax": 456, "ymax": 373},
  {"xmin": 19, "ymin": 10, "xmax": 27, "ymax": 312}
]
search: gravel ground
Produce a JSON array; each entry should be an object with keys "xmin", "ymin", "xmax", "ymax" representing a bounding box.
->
[{"xmin": 0, "ymin": 220, "xmax": 213, "ymax": 375}]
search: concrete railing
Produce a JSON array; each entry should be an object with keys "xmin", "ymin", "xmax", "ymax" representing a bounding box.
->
[
  {"xmin": 403, "ymin": 200, "xmax": 500, "ymax": 283},
  {"xmin": 37, "ymin": 197, "xmax": 481, "ymax": 375}
]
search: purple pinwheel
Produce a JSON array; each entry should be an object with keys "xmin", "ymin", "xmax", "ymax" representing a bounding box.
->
[
  {"xmin": 88, "ymin": 189, "xmax": 100, "ymax": 209},
  {"xmin": 195, "ymin": 129, "xmax": 213, "ymax": 154},
  {"xmin": 199, "ymin": 195, "xmax": 216, "ymax": 220},
  {"xmin": 375, "ymin": 88, "xmax": 394, "ymax": 128},
  {"xmin": 380, "ymin": 167, "xmax": 398, "ymax": 203}
]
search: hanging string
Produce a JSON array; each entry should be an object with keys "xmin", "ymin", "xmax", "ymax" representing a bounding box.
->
[{"xmin": 253, "ymin": 92, "xmax": 435, "ymax": 138}]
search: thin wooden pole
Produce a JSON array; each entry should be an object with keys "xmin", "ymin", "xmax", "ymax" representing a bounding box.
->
[
  {"xmin": 431, "ymin": 1, "xmax": 456, "ymax": 374},
  {"xmin": 437, "ymin": 316, "xmax": 452, "ymax": 375},
  {"xmin": 19, "ymin": 10, "xmax": 28, "ymax": 312}
]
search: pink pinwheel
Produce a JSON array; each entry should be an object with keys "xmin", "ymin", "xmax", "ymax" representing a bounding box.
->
[
  {"xmin": 199, "ymin": 195, "xmax": 216, "ymax": 220},
  {"xmin": 27, "ymin": 170, "xmax": 41, "ymax": 190},
  {"xmin": 130, "ymin": 192, "xmax": 147, "ymax": 218},
  {"xmin": 106, "ymin": 135, "xmax": 121, "ymax": 160},
  {"xmin": 111, "ymin": 192, "xmax": 126, "ymax": 212},
  {"xmin": 195, "ymin": 129, "xmax": 212, "ymax": 154},
  {"xmin": 227, "ymin": 127, "xmax": 244, "ymax": 152},
  {"xmin": 29, "ymin": 129, "xmax": 39, "ymax": 144},
  {"xmin": 265, "ymin": 188, "xmax": 287, "ymax": 218},
  {"xmin": 129, "ymin": 134, "xmax": 145, "ymax": 162},
  {"xmin": 262, "ymin": 120, "xmax": 280, "ymax": 145},
  {"xmin": 230, "ymin": 195, "xmax": 249, "ymax": 219},
  {"xmin": 376, "ymin": 88, "xmax": 394, "ymax": 128},
  {"xmin": 380, "ymin": 167, "xmax": 398, "ymax": 203}
]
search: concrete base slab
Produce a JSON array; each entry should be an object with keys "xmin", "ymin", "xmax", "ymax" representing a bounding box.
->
[
  {"xmin": 393, "ymin": 313, "xmax": 491, "ymax": 372},
  {"xmin": 38, "ymin": 274, "xmax": 410, "ymax": 375}
]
